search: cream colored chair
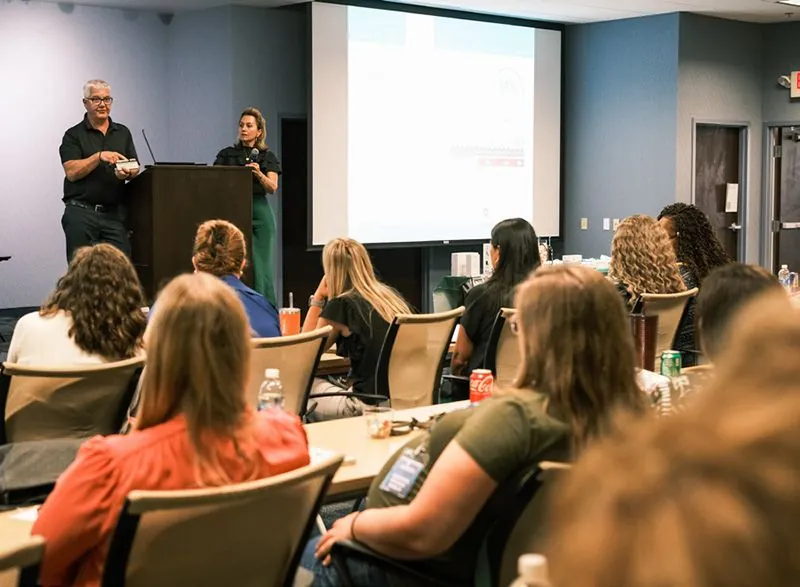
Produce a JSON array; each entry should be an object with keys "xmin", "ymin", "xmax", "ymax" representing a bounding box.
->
[
  {"xmin": 496, "ymin": 462, "xmax": 571, "ymax": 586},
  {"xmin": 0, "ymin": 534, "xmax": 45, "ymax": 587},
  {"xmin": 100, "ymin": 453, "xmax": 343, "ymax": 587},
  {"xmin": 249, "ymin": 326, "xmax": 332, "ymax": 417},
  {"xmin": 640, "ymin": 288, "xmax": 699, "ymax": 371},
  {"xmin": 374, "ymin": 307, "xmax": 464, "ymax": 410},
  {"xmin": 484, "ymin": 308, "xmax": 519, "ymax": 390},
  {"xmin": 0, "ymin": 357, "xmax": 145, "ymax": 443}
]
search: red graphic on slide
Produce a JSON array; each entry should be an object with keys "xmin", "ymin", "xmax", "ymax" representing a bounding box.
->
[{"xmin": 478, "ymin": 158, "xmax": 524, "ymax": 167}]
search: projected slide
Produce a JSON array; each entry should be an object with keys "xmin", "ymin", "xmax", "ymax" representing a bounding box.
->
[
  {"xmin": 311, "ymin": 2, "xmax": 561, "ymax": 245},
  {"xmin": 347, "ymin": 8, "xmax": 534, "ymax": 243}
]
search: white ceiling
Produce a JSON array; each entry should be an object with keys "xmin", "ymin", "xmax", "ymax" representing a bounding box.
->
[{"xmin": 39, "ymin": 0, "xmax": 800, "ymax": 23}]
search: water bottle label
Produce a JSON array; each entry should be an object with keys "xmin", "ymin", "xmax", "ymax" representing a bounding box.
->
[{"xmin": 258, "ymin": 392, "xmax": 285, "ymax": 411}]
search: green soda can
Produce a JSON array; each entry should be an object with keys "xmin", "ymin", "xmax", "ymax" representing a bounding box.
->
[{"xmin": 660, "ymin": 350, "xmax": 682, "ymax": 378}]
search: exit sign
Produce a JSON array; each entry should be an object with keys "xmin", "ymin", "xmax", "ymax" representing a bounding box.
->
[{"xmin": 793, "ymin": 71, "xmax": 800, "ymax": 99}]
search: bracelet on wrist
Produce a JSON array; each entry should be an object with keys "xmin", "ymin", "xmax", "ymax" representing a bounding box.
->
[
  {"xmin": 350, "ymin": 511, "xmax": 363, "ymax": 543},
  {"xmin": 309, "ymin": 295, "xmax": 326, "ymax": 309}
]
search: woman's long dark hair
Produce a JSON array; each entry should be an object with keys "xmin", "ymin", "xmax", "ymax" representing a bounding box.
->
[
  {"xmin": 483, "ymin": 218, "xmax": 541, "ymax": 308},
  {"xmin": 657, "ymin": 203, "xmax": 731, "ymax": 283}
]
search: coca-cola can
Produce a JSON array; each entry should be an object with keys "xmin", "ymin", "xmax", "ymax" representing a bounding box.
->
[{"xmin": 469, "ymin": 369, "xmax": 494, "ymax": 403}]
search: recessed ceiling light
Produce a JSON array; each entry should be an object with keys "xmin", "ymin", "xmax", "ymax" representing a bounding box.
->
[{"xmin": 777, "ymin": 0, "xmax": 800, "ymax": 6}]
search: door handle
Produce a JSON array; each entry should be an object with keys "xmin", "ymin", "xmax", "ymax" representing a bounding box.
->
[
  {"xmin": 781, "ymin": 222, "xmax": 800, "ymax": 230},
  {"xmin": 728, "ymin": 223, "xmax": 742, "ymax": 231}
]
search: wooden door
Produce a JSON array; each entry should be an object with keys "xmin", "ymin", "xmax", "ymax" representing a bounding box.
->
[
  {"xmin": 694, "ymin": 125, "xmax": 742, "ymax": 260},
  {"xmin": 774, "ymin": 126, "xmax": 800, "ymax": 273}
]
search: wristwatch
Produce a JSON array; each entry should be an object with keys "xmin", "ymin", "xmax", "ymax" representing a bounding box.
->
[{"xmin": 309, "ymin": 295, "xmax": 326, "ymax": 309}]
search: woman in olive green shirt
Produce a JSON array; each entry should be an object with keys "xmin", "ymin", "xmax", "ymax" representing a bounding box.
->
[{"xmin": 304, "ymin": 265, "xmax": 647, "ymax": 586}]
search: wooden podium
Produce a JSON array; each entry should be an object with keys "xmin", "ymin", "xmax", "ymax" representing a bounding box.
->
[{"xmin": 126, "ymin": 166, "xmax": 253, "ymax": 302}]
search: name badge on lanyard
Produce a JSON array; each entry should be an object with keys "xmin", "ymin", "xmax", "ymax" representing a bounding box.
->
[{"xmin": 378, "ymin": 446, "xmax": 428, "ymax": 500}]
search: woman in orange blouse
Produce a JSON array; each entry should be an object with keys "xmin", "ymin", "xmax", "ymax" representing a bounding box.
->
[{"xmin": 32, "ymin": 272, "xmax": 310, "ymax": 587}]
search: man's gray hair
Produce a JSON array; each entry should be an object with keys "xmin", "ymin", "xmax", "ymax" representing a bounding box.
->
[{"xmin": 83, "ymin": 79, "xmax": 111, "ymax": 99}]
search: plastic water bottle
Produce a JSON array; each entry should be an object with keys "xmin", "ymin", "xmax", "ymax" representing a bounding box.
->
[
  {"xmin": 258, "ymin": 368, "xmax": 285, "ymax": 411},
  {"xmin": 510, "ymin": 554, "xmax": 550, "ymax": 587},
  {"xmin": 778, "ymin": 264, "xmax": 791, "ymax": 292}
]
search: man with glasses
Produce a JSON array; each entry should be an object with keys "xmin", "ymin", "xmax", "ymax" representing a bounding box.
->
[{"xmin": 59, "ymin": 79, "xmax": 139, "ymax": 260}]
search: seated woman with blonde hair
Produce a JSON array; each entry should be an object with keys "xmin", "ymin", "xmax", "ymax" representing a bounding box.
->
[
  {"xmin": 609, "ymin": 214, "xmax": 687, "ymax": 307},
  {"xmin": 32, "ymin": 272, "xmax": 310, "ymax": 587},
  {"xmin": 302, "ymin": 237, "xmax": 413, "ymax": 421},
  {"xmin": 303, "ymin": 265, "xmax": 646, "ymax": 586},
  {"xmin": 8, "ymin": 243, "xmax": 146, "ymax": 365},
  {"xmin": 192, "ymin": 219, "xmax": 280, "ymax": 338}
]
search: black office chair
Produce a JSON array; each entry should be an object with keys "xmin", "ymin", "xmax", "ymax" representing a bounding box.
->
[
  {"xmin": 329, "ymin": 461, "xmax": 568, "ymax": 587},
  {"xmin": 442, "ymin": 308, "xmax": 512, "ymax": 400}
]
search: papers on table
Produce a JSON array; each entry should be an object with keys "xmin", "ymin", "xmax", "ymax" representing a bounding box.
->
[
  {"xmin": 310, "ymin": 446, "xmax": 356, "ymax": 466},
  {"xmin": 11, "ymin": 507, "xmax": 39, "ymax": 523}
]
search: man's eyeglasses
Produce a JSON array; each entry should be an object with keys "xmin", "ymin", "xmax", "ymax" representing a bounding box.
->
[{"xmin": 85, "ymin": 97, "xmax": 114, "ymax": 106}]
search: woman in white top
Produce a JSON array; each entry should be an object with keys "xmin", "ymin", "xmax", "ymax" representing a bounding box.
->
[{"xmin": 7, "ymin": 244, "xmax": 146, "ymax": 365}]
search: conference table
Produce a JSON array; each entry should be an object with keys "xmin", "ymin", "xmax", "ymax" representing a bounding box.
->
[{"xmin": 306, "ymin": 400, "xmax": 471, "ymax": 501}]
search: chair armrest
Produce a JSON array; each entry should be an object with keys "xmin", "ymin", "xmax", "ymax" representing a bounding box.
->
[{"xmin": 330, "ymin": 540, "xmax": 456, "ymax": 587}]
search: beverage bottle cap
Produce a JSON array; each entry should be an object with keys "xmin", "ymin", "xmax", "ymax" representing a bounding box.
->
[
  {"xmin": 265, "ymin": 368, "xmax": 280, "ymax": 379},
  {"xmin": 518, "ymin": 554, "xmax": 549, "ymax": 585}
]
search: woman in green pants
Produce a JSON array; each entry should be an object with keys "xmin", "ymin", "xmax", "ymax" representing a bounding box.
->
[{"xmin": 214, "ymin": 107, "xmax": 281, "ymax": 305}]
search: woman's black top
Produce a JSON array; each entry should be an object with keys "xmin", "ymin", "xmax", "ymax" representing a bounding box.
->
[
  {"xmin": 675, "ymin": 265, "xmax": 699, "ymax": 366},
  {"xmin": 213, "ymin": 145, "xmax": 282, "ymax": 197},
  {"xmin": 460, "ymin": 282, "xmax": 506, "ymax": 374}
]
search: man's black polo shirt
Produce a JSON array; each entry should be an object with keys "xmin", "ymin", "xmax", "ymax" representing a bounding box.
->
[{"xmin": 59, "ymin": 115, "xmax": 137, "ymax": 206}]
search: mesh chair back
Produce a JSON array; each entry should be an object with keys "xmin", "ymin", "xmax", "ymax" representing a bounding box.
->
[
  {"xmin": 640, "ymin": 288, "xmax": 698, "ymax": 370},
  {"xmin": 483, "ymin": 308, "xmax": 519, "ymax": 389},
  {"xmin": 102, "ymin": 454, "xmax": 342, "ymax": 587},
  {"xmin": 1, "ymin": 357, "xmax": 144, "ymax": 443},
  {"xmin": 0, "ymin": 534, "xmax": 45, "ymax": 587},
  {"xmin": 249, "ymin": 327, "xmax": 332, "ymax": 416},
  {"xmin": 376, "ymin": 307, "xmax": 464, "ymax": 410}
]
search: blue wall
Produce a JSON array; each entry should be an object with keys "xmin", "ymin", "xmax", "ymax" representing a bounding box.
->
[
  {"xmin": 563, "ymin": 14, "xmax": 680, "ymax": 257},
  {"xmin": 167, "ymin": 6, "xmax": 234, "ymax": 165}
]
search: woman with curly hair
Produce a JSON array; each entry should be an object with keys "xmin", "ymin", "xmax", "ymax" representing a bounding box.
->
[
  {"xmin": 7, "ymin": 244, "xmax": 146, "ymax": 365},
  {"xmin": 609, "ymin": 214, "xmax": 687, "ymax": 306},
  {"xmin": 610, "ymin": 214, "xmax": 698, "ymax": 365},
  {"xmin": 657, "ymin": 203, "xmax": 732, "ymax": 285},
  {"xmin": 657, "ymin": 204, "xmax": 732, "ymax": 365}
]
